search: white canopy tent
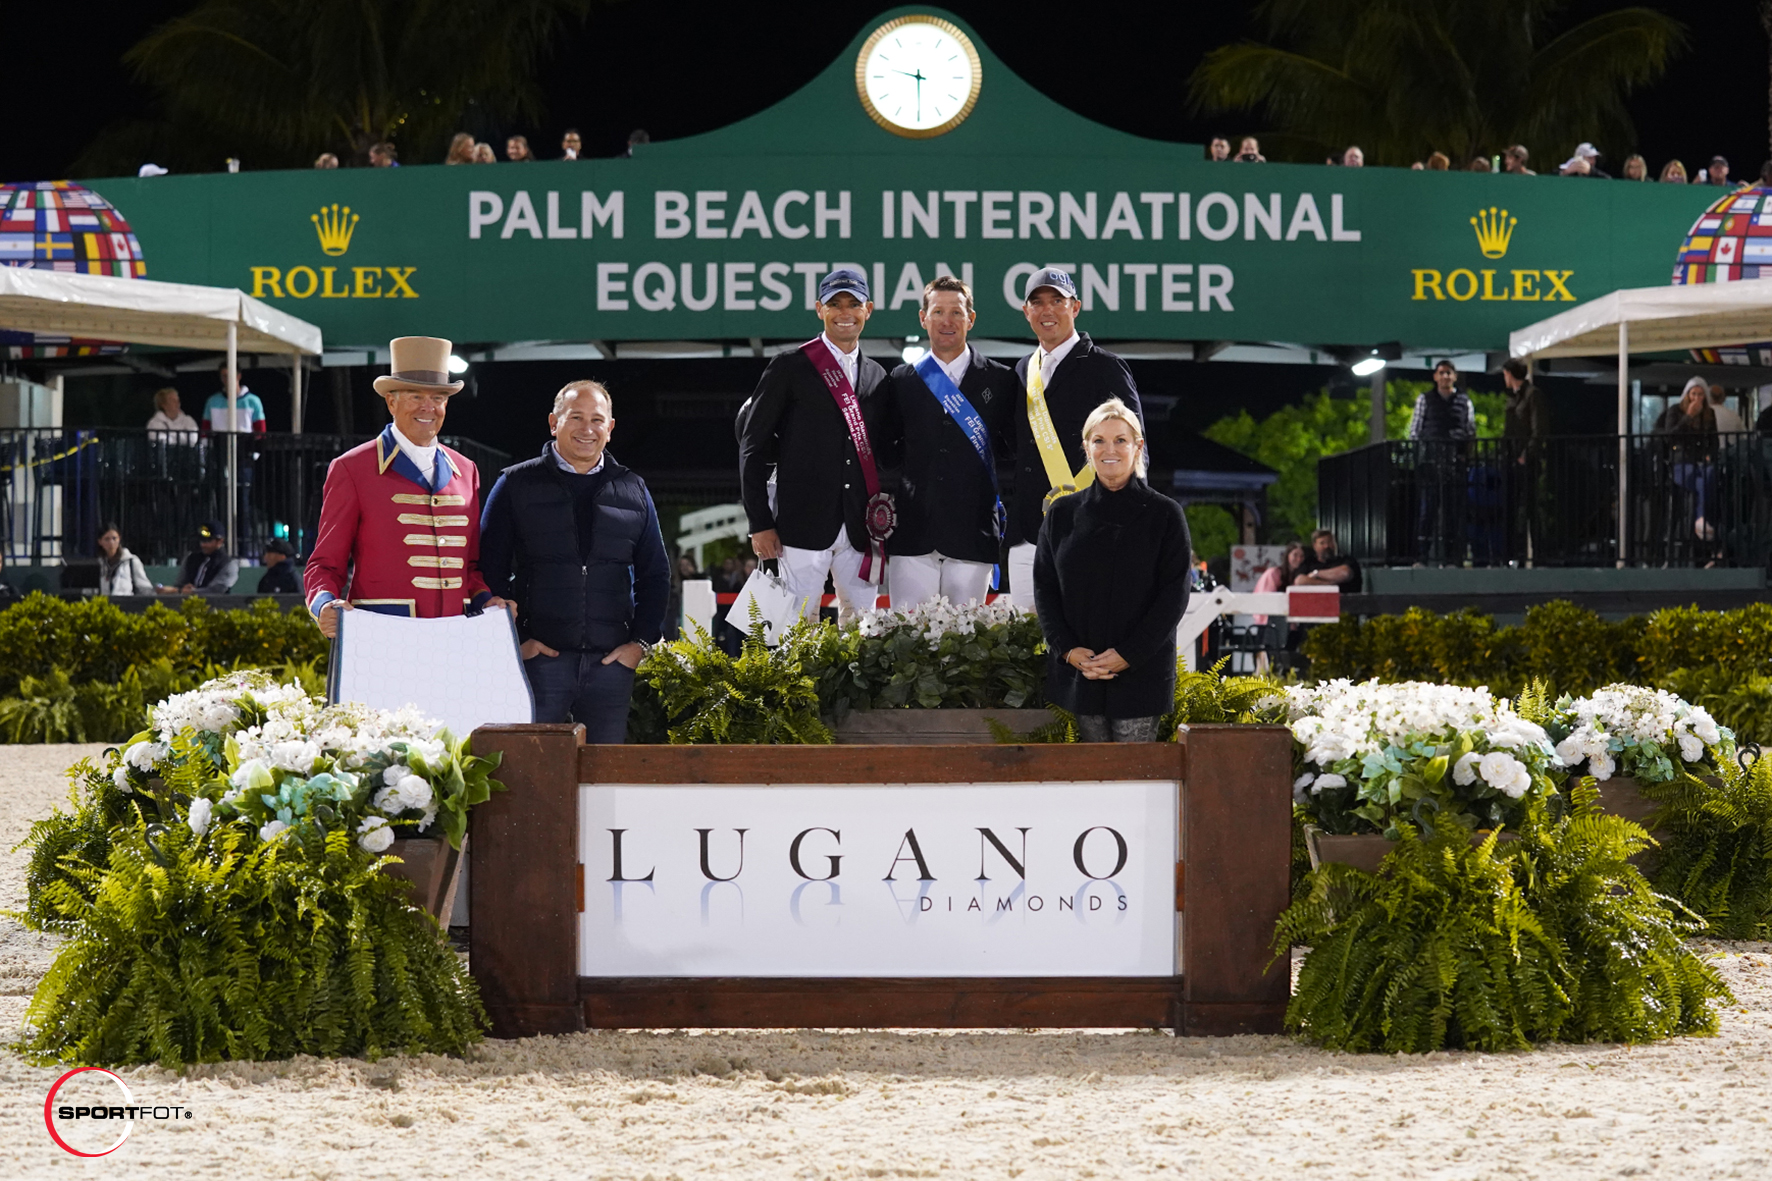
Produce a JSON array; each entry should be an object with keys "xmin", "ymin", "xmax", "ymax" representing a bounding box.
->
[
  {"xmin": 0, "ymin": 267, "xmax": 323, "ymax": 553},
  {"xmin": 1508, "ymin": 279, "xmax": 1772, "ymax": 562}
]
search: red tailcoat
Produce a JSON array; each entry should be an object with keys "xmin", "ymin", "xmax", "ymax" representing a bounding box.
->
[{"xmin": 305, "ymin": 428, "xmax": 490, "ymax": 617}]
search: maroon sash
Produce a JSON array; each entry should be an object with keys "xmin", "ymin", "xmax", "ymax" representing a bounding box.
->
[{"xmin": 800, "ymin": 337, "xmax": 894, "ymax": 584}]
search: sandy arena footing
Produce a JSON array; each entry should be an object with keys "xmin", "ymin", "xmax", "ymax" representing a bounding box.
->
[{"xmin": 1, "ymin": 744, "xmax": 1766, "ymax": 1179}]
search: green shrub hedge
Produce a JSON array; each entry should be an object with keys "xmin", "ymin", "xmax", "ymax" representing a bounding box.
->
[{"xmin": 0, "ymin": 594, "xmax": 326, "ymax": 742}]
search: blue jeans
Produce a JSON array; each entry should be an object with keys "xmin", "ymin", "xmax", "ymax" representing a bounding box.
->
[{"xmin": 523, "ymin": 651, "xmax": 636, "ymax": 743}]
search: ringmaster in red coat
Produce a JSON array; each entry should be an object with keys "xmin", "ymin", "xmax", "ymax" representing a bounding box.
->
[{"xmin": 307, "ymin": 336, "xmax": 509, "ymax": 637}]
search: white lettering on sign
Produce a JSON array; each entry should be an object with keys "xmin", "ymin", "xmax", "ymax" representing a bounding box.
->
[
  {"xmin": 579, "ymin": 781, "xmax": 1178, "ymax": 978},
  {"xmin": 468, "ymin": 189, "xmax": 1356, "ymax": 246}
]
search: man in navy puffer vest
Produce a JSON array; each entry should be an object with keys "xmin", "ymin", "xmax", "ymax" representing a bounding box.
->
[{"xmin": 480, "ymin": 380, "xmax": 670, "ymax": 741}]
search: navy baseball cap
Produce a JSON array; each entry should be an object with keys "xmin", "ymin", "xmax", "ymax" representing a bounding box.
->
[
  {"xmin": 818, "ymin": 267, "xmax": 870, "ymax": 303},
  {"xmin": 1023, "ymin": 267, "xmax": 1078, "ymax": 301},
  {"xmin": 197, "ymin": 519, "xmax": 225, "ymax": 540}
]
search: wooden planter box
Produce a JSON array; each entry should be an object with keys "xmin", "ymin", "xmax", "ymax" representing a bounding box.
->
[
  {"xmin": 382, "ymin": 835, "xmax": 467, "ymax": 922},
  {"xmin": 1593, "ymin": 776, "xmax": 1670, "ymax": 870},
  {"xmin": 832, "ymin": 707, "xmax": 1055, "ymax": 745},
  {"xmin": 1303, "ymin": 826, "xmax": 1517, "ymax": 875}
]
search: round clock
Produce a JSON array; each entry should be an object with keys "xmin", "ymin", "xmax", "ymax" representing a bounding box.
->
[{"xmin": 854, "ymin": 16, "xmax": 982, "ymax": 138}]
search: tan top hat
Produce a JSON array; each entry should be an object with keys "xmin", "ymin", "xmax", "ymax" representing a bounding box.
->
[{"xmin": 373, "ymin": 336, "xmax": 464, "ymax": 395}]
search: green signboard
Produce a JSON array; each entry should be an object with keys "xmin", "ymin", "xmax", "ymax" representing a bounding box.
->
[{"xmin": 72, "ymin": 6, "xmax": 1715, "ymax": 353}]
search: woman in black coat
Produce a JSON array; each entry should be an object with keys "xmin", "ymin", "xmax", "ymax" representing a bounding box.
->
[{"xmin": 1033, "ymin": 398, "xmax": 1192, "ymax": 742}]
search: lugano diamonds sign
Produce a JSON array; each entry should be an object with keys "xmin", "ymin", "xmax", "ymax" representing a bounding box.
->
[{"xmin": 579, "ymin": 781, "xmax": 1178, "ymax": 977}]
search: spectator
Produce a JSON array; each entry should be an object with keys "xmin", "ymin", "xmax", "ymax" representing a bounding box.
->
[
  {"xmin": 1233, "ymin": 136, "xmax": 1264, "ymax": 162},
  {"xmin": 1295, "ymin": 529, "xmax": 1363, "ymax": 593},
  {"xmin": 1408, "ymin": 360, "xmax": 1476, "ymax": 440},
  {"xmin": 623, "ymin": 129, "xmax": 651, "ymax": 157},
  {"xmin": 1760, "ymin": 160, "xmax": 1772, "ymax": 186},
  {"xmin": 1757, "ymin": 400, "xmax": 1772, "ymax": 433},
  {"xmin": 1207, "ymin": 137, "xmax": 1230, "ymax": 161},
  {"xmin": 1559, "ymin": 143, "xmax": 1609, "ymax": 177},
  {"xmin": 1709, "ymin": 385, "xmax": 1745, "ymax": 433},
  {"xmin": 313, "ymin": 153, "xmax": 339, "ymax": 169},
  {"xmin": 202, "ymin": 370, "xmax": 267, "ymax": 434},
  {"xmin": 258, "ymin": 538, "xmax": 301, "ymax": 594},
  {"xmin": 1502, "ymin": 357, "xmax": 1549, "ymax": 559},
  {"xmin": 1409, "ymin": 360, "xmax": 1475, "ymax": 564},
  {"xmin": 472, "ymin": 142, "xmax": 496, "ymax": 163},
  {"xmin": 506, "ymin": 135, "xmax": 533, "ymax": 162},
  {"xmin": 1425, "ymin": 151, "xmax": 1450, "ymax": 170},
  {"xmin": 1341, "ymin": 145, "xmax": 1364, "ymax": 167},
  {"xmin": 1468, "ymin": 156, "xmax": 1491, "ymax": 172},
  {"xmin": 1656, "ymin": 379, "xmax": 1709, "ymax": 433},
  {"xmin": 1502, "ymin": 357, "xmax": 1549, "ymax": 441},
  {"xmin": 1663, "ymin": 382, "xmax": 1718, "ymax": 543},
  {"xmin": 96, "ymin": 522, "xmax": 152, "ymax": 596},
  {"xmin": 146, "ymin": 386, "xmax": 199, "ymax": 439},
  {"xmin": 1621, "ymin": 154, "xmax": 1648, "ymax": 181},
  {"xmin": 161, "ymin": 520, "xmax": 239, "ymax": 595},
  {"xmin": 1033, "ymin": 398, "xmax": 1190, "ymax": 743},
  {"xmin": 444, "ymin": 133, "xmax": 476, "ymax": 165},
  {"xmin": 561, "ymin": 128, "xmax": 582, "ymax": 160},
  {"xmin": 1659, "ymin": 159, "xmax": 1688, "ymax": 183},
  {"xmin": 676, "ymin": 555, "xmax": 701, "ymax": 582},
  {"xmin": 1696, "ymin": 155, "xmax": 1730, "ymax": 186},
  {"xmin": 368, "ymin": 142, "xmax": 398, "ymax": 168},
  {"xmin": 1503, "ymin": 145, "xmax": 1534, "ymax": 175},
  {"xmin": 1251, "ymin": 540, "xmax": 1306, "ymax": 626}
]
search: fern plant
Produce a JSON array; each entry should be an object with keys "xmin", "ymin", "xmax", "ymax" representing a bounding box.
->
[
  {"xmin": 17, "ymin": 818, "xmax": 486, "ymax": 1067},
  {"xmin": 1647, "ymin": 751, "xmax": 1772, "ymax": 939},
  {"xmin": 1161, "ymin": 657, "xmax": 1287, "ymax": 736},
  {"xmin": 1518, "ymin": 782, "xmax": 1728, "ymax": 1043},
  {"xmin": 638, "ymin": 607, "xmax": 832, "ymax": 745},
  {"xmin": 15, "ymin": 755, "xmax": 147, "ymax": 928},
  {"xmin": 1279, "ymin": 786, "xmax": 1730, "ymax": 1053},
  {"xmin": 1279, "ymin": 827, "xmax": 1571, "ymax": 1052}
]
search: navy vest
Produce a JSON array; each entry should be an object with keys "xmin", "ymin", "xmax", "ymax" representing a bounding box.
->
[{"xmin": 498, "ymin": 449, "xmax": 650, "ymax": 653}]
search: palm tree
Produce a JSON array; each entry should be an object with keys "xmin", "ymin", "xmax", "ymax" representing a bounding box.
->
[
  {"xmin": 76, "ymin": 0, "xmax": 590, "ymax": 174},
  {"xmin": 1188, "ymin": 0, "xmax": 1685, "ymax": 168}
]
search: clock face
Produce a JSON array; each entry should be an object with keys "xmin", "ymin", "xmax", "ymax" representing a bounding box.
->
[{"xmin": 854, "ymin": 17, "xmax": 982, "ymax": 138}]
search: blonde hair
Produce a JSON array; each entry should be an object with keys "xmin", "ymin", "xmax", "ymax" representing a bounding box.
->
[
  {"xmin": 553, "ymin": 379, "xmax": 612, "ymax": 416},
  {"xmin": 1081, "ymin": 398, "xmax": 1148, "ymax": 477}
]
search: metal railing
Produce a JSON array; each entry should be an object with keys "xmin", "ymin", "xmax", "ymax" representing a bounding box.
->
[
  {"xmin": 1318, "ymin": 433, "xmax": 1772, "ymax": 568},
  {"xmin": 0, "ymin": 429, "xmax": 511, "ymax": 566}
]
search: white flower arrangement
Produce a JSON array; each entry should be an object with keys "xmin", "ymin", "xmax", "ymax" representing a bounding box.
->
[
  {"xmin": 109, "ymin": 672, "xmax": 502, "ymax": 853},
  {"xmin": 1285, "ymin": 679, "xmax": 1561, "ymax": 836},
  {"xmin": 853, "ymin": 595, "xmax": 1023, "ymax": 646},
  {"xmin": 1550, "ymin": 685, "xmax": 1734, "ymax": 785}
]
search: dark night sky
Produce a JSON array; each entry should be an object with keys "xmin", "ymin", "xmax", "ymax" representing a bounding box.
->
[{"xmin": 2, "ymin": 1, "xmax": 1767, "ymax": 180}]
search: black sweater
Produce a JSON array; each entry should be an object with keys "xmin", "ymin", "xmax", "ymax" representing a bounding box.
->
[{"xmin": 1033, "ymin": 477, "xmax": 1192, "ymax": 719}]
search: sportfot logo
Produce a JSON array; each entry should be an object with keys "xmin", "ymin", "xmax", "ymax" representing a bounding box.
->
[
  {"xmin": 43, "ymin": 1067, "xmax": 193, "ymax": 1157},
  {"xmin": 1411, "ymin": 206, "xmax": 1573, "ymax": 303},
  {"xmin": 250, "ymin": 205, "xmax": 417, "ymax": 301}
]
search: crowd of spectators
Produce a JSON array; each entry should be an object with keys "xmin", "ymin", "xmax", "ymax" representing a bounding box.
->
[
  {"xmin": 1207, "ymin": 136, "xmax": 1771, "ymax": 188},
  {"xmin": 308, "ymin": 128, "xmax": 650, "ymax": 169}
]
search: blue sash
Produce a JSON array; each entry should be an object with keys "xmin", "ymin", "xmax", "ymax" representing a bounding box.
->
[
  {"xmin": 914, "ymin": 353, "xmax": 1006, "ymax": 573},
  {"xmin": 914, "ymin": 352, "xmax": 997, "ymax": 494}
]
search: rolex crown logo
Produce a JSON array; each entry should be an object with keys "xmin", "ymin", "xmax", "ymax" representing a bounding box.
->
[
  {"xmin": 311, "ymin": 203, "xmax": 359, "ymax": 256},
  {"xmin": 1470, "ymin": 206, "xmax": 1516, "ymax": 259}
]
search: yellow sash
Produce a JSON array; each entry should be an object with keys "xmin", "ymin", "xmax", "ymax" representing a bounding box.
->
[{"xmin": 1026, "ymin": 349, "xmax": 1093, "ymax": 513}]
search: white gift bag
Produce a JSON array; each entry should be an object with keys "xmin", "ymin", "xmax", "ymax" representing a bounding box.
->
[{"xmin": 725, "ymin": 561, "xmax": 811, "ymax": 646}]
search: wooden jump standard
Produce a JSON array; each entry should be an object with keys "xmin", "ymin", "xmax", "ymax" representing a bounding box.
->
[{"xmin": 468, "ymin": 724, "xmax": 1292, "ymax": 1038}]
